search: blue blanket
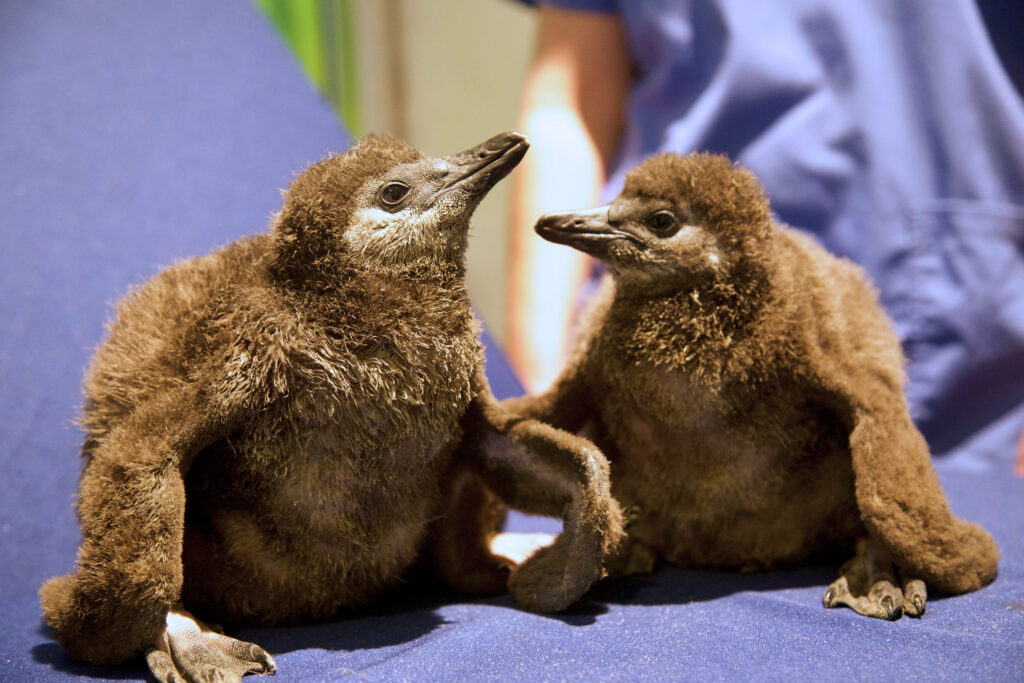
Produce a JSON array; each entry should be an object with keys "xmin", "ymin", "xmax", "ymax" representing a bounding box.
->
[{"xmin": 1, "ymin": 2, "xmax": 1020, "ymax": 680}]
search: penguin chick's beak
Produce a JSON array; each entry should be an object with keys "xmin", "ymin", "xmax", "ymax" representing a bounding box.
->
[
  {"xmin": 442, "ymin": 132, "xmax": 529, "ymax": 199},
  {"xmin": 535, "ymin": 205, "xmax": 634, "ymax": 258}
]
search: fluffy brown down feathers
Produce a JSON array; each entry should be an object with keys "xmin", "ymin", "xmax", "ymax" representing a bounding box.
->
[
  {"xmin": 40, "ymin": 133, "xmax": 624, "ymax": 677},
  {"xmin": 508, "ymin": 152, "xmax": 997, "ymax": 619}
]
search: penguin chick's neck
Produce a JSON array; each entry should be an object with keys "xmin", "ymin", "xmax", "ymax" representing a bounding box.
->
[
  {"xmin": 608, "ymin": 252, "xmax": 774, "ymax": 382},
  {"xmin": 261, "ymin": 233, "xmax": 473, "ymax": 340},
  {"xmin": 268, "ymin": 233, "xmax": 469, "ymax": 294}
]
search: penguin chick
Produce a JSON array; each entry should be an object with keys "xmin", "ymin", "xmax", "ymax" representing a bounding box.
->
[
  {"xmin": 40, "ymin": 133, "xmax": 624, "ymax": 681},
  {"xmin": 505, "ymin": 152, "xmax": 998, "ymax": 621}
]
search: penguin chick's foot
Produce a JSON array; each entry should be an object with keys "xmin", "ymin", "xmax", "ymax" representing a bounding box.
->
[
  {"xmin": 146, "ymin": 606, "xmax": 276, "ymax": 683},
  {"xmin": 823, "ymin": 538, "xmax": 927, "ymax": 620}
]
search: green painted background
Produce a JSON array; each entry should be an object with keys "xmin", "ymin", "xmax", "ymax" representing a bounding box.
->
[{"xmin": 255, "ymin": 0, "xmax": 361, "ymax": 135}]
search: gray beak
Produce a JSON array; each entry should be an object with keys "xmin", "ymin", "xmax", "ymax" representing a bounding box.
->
[
  {"xmin": 535, "ymin": 205, "xmax": 625, "ymax": 257},
  {"xmin": 442, "ymin": 132, "xmax": 529, "ymax": 198}
]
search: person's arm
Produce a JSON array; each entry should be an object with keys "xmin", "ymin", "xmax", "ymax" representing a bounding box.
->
[{"xmin": 506, "ymin": 5, "xmax": 630, "ymax": 392}]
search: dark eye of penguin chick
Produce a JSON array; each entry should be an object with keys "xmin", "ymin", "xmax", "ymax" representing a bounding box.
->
[
  {"xmin": 535, "ymin": 152, "xmax": 770, "ymax": 292},
  {"xmin": 646, "ymin": 210, "xmax": 679, "ymax": 237},
  {"xmin": 378, "ymin": 181, "xmax": 411, "ymax": 210}
]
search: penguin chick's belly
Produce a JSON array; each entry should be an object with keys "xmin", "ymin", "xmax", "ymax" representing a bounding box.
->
[
  {"xmin": 182, "ymin": 426, "xmax": 456, "ymax": 624},
  {"xmin": 602, "ymin": 386, "xmax": 862, "ymax": 571}
]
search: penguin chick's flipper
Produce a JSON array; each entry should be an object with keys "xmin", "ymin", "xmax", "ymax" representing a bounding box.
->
[
  {"xmin": 819, "ymin": 358, "xmax": 999, "ymax": 596},
  {"xmin": 40, "ymin": 385, "xmax": 241, "ymax": 665},
  {"xmin": 430, "ymin": 454, "xmax": 559, "ymax": 595},
  {"xmin": 459, "ymin": 370, "xmax": 625, "ymax": 613},
  {"xmin": 146, "ymin": 606, "xmax": 276, "ymax": 683},
  {"xmin": 824, "ymin": 538, "xmax": 926, "ymax": 620}
]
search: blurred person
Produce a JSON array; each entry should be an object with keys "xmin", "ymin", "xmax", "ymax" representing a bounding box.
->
[{"xmin": 505, "ymin": 0, "xmax": 1024, "ymax": 470}]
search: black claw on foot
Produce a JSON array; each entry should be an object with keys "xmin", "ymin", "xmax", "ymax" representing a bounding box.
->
[
  {"xmin": 902, "ymin": 578, "xmax": 927, "ymax": 618},
  {"xmin": 253, "ymin": 649, "xmax": 277, "ymax": 675},
  {"xmin": 827, "ymin": 540, "xmax": 933, "ymax": 621},
  {"xmin": 880, "ymin": 595, "xmax": 903, "ymax": 620}
]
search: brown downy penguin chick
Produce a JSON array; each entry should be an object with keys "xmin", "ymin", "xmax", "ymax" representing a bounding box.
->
[
  {"xmin": 40, "ymin": 132, "xmax": 624, "ymax": 681},
  {"xmin": 504, "ymin": 152, "xmax": 998, "ymax": 620}
]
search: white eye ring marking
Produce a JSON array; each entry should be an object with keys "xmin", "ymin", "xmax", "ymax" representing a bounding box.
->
[{"xmin": 354, "ymin": 206, "xmax": 400, "ymax": 227}]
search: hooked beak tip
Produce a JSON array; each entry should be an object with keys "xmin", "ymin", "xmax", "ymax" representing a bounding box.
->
[{"xmin": 443, "ymin": 132, "xmax": 529, "ymax": 196}]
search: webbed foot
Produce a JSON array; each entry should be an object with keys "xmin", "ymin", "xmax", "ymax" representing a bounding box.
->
[
  {"xmin": 146, "ymin": 606, "xmax": 276, "ymax": 683},
  {"xmin": 823, "ymin": 538, "xmax": 927, "ymax": 620}
]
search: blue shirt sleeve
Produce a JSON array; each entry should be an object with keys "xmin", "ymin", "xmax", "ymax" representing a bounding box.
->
[{"xmin": 514, "ymin": 0, "xmax": 618, "ymax": 13}]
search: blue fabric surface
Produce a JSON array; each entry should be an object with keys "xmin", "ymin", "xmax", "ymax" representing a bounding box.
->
[
  {"xmin": 9, "ymin": 472, "xmax": 1024, "ymax": 681},
  {"xmin": 1, "ymin": 1, "xmax": 1021, "ymax": 681}
]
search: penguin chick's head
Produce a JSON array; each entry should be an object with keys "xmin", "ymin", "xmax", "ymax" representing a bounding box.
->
[
  {"xmin": 274, "ymin": 132, "xmax": 528, "ymax": 273},
  {"xmin": 535, "ymin": 153, "xmax": 772, "ymax": 293}
]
